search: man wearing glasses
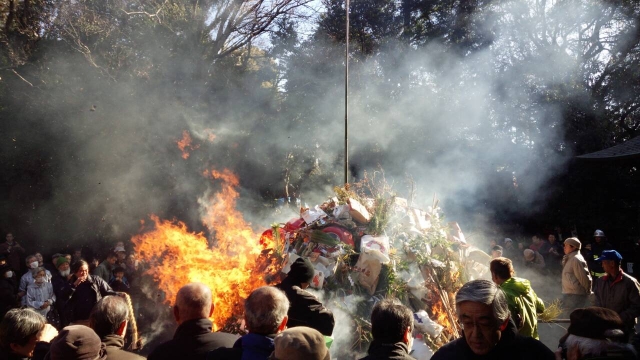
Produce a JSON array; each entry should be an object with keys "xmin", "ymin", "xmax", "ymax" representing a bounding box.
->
[{"xmin": 431, "ymin": 280, "xmax": 554, "ymax": 359}]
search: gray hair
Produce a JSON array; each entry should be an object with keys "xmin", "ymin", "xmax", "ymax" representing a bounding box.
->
[
  {"xmin": 0, "ymin": 309, "xmax": 46, "ymax": 349},
  {"xmin": 245, "ymin": 286, "xmax": 290, "ymax": 335},
  {"xmin": 25, "ymin": 254, "xmax": 37, "ymax": 264},
  {"xmin": 456, "ymin": 279, "xmax": 510, "ymax": 326},
  {"xmin": 90, "ymin": 296, "xmax": 129, "ymax": 338},
  {"xmin": 31, "ymin": 267, "xmax": 46, "ymax": 277}
]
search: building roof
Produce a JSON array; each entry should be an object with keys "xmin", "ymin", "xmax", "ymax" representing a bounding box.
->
[{"xmin": 577, "ymin": 136, "xmax": 640, "ymax": 160}]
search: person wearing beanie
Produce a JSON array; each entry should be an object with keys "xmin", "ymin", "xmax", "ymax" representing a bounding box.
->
[
  {"xmin": 557, "ymin": 307, "xmax": 635, "ymax": 360},
  {"xmin": 275, "ymin": 257, "xmax": 335, "ymax": 336},
  {"xmin": 561, "ymin": 237, "xmax": 592, "ymax": 315},
  {"xmin": 593, "ymin": 250, "xmax": 640, "ymax": 339},
  {"xmin": 45, "ymin": 325, "xmax": 106, "ymax": 360},
  {"xmin": 273, "ymin": 327, "xmax": 330, "ymax": 360}
]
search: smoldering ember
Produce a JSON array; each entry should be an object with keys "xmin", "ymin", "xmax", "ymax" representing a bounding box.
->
[{"xmin": 2, "ymin": 0, "xmax": 640, "ymax": 359}]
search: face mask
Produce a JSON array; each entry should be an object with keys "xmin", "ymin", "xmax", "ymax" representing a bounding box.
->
[
  {"xmin": 30, "ymin": 261, "xmax": 38, "ymax": 269},
  {"xmin": 4, "ymin": 271, "xmax": 12, "ymax": 278},
  {"xmin": 60, "ymin": 270, "xmax": 70, "ymax": 277},
  {"xmin": 35, "ymin": 277, "xmax": 44, "ymax": 284}
]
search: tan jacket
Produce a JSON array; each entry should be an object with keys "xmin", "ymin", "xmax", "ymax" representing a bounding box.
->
[{"xmin": 562, "ymin": 251, "xmax": 592, "ymax": 295}]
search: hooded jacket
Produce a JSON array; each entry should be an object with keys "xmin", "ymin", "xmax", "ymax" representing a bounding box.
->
[
  {"xmin": 499, "ymin": 277, "xmax": 545, "ymax": 339},
  {"xmin": 430, "ymin": 318, "xmax": 554, "ymax": 360},
  {"xmin": 562, "ymin": 250, "xmax": 592, "ymax": 295},
  {"xmin": 359, "ymin": 340, "xmax": 413, "ymax": 360}
]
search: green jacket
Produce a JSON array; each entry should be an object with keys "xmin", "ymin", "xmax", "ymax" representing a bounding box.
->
[{"xmin": 500, "ymin": 277, "xmax": 545, "ymax": 339}]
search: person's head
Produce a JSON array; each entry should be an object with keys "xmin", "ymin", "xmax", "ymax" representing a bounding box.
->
[
  {"xmin": 523, "ymin": 249, "xmax": 535, "ymax": 262},
  {"xmin": 517, "ymin": 242, "xmax": 524, "ymax": 250},
  {"xmin": 531, "ymin": 235, "xmax": 541, "ymax": 244},
  {"xmin": 490, "ymin": 245, "xmax": 503, "ymax": 259},
  {"xmin": 548, "ymin": 234, "xmax": 557, "ymax": 244},
  {"xmin": 73, "ymin": 249, "xmax": 82, "ymax": 259},
  {"xmin": 370, "ymin": 298, "xmax": 413, "ymax": 347},
  {"xmin": 115, "ymin": 241, "xmax": 124, "ymax": 249},
  {"xmin": 65, "ymin": 254, "xmax": 72, "ymax": 262},
  {"xmin": 125, "ymin": 254, "xmax": 136, "ymax": 267},
  {"xmin": 106, "ymin": 252, "xmax": 118, "ymax": 266},
  {"xmin": 71, "ymin": 260, "xmax": 89, "ymax": 279},
  {"xmin": 5, "ymin": 233, "xmax": 14, "ymax": 244},
  {"xmin": 564, "ymin": 237, "xmax": 581, "ymax": 255},
  {"xmin": 57, "ymin": 257, "xmax": 70, "ymax": 276},
  {"xmin": 489, "ymin": 239, "xmax": 497, "ymax": 248},
  {"xmin": 113, "ymin": 267, "xmax": 125, "ymax": 280},
  {"xmin": 34, "ymin": 253, "xmax": 43, "ymax": 266},
  {"xmin": 173, "ymin": 283, "xmax": 214, "ymax": 325},
  {"xmin": 287, "ymin": 257, "xmax": 315, "ymax": 288},
  {"xmin": 597, "ymin": 250, "xmax": 623, "ymax": 276},
  {"xmin": 455, "ymin": 279, "xmax": 510, "ymax": 356},
  {"xmin": 0, "ymin": 308, "xmax": 46, "ymax": 357},
  {"xmin": 594, "ymin": 229, "xmax": 605, "ymax": 243},
  {"xmin": 272, "ymin": 327, "xmax": 330, "ymax": 360},
  {"xmin": 48, "ymin": 325, "xmax": 106, "ymax": 360},
  {"xmin": 244, "ymin": 286, "xmax": 289, "ymax": 335},
  {"xmin": 0, "ymin": 264, "xmax": 13, "ymax": 279},
  {"xmin": 89, "ymin": 296, "xmax": 129, "ymax": 339},
  {"xmin": 560, "ymin": 306, "xmax": 629, "ymax": 359},
  {"xmin": 32, "ymin": 267, "xmax": 46, "ymax": 284},
  {"xmin": 26, "ymin": 254, "xmax": 38, "ymax": 269},
  {"xmin": 490, "ymin": 257, "xmax": 514, "ymax": 285},
  {"xmin": 504, "ymin": 238, "xmax": 513, "ymax": 248}
]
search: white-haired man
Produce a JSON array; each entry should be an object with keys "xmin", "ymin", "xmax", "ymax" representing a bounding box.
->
[{"xmin": 431, "ymin": 279, "xmax": 554, "ymax": 359}]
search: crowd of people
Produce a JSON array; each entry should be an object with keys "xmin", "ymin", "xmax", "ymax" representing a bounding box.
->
[{"xmin": 1, "ymin": 229, "xmax": 640, "ymax": 359}]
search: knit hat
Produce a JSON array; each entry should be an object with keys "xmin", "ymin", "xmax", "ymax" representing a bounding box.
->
[
  {"xmin": 49, "ymin": 325, "xmax": 107, "ymax": 360},
  {"xmin": 273, "ymin": 327, "xmax": 330, "ymax": 360},
  {"xmin": 565, "ymin": 237, "xmax": 581, "ymax": 250},
  {"xmin": 56, "ymin": 257, "xmax": 70, "ymax": 268},
  {"xmin": 523, "ymin": 249, "xmax": 535, "ymax": 261},
  {"xmin": 288, "ymin": 257, "xmax": 315, "ymax": 284},
  {"xmin": 567, "ymin": 307, "xmax": 624, "ymax": 340}
]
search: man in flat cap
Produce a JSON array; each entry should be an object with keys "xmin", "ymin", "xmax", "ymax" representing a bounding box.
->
[
  {"xmin": 561, "ymin": 237, "xmax": 592, "ymax": 315},
  {"xmin": 593, "ymin": 250, "xmax": 640, "ymax": 340},
  {"xmin": 275, "ymin": 257, "xmax": 334, "ymax": 336}
]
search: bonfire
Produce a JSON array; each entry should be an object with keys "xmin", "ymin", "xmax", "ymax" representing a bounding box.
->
[{"xmin": 132, "ymin": 169, "xmax": 486, "ymax": 358}]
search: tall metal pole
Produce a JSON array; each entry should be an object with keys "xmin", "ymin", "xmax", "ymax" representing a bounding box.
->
[{"xmin": 344, "ymin": 0, "xmax": 350, "ymax": 185}]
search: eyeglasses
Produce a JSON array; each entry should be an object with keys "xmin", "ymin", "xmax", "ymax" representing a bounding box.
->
[{"xmin": 458, "ymin": 319, "xmax": 496, "ymax": 332}]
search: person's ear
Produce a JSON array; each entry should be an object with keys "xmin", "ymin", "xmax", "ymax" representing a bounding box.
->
[
  {"xmin": 499, "ymin": 318, "xmax": 509, "ymax": 331},
  {"xmin": 116, "ymin": 320, "xmax": 128, "ymax": 337},
  {"xmin": 402, "ymin": 326, "xmax": 411, "ymax": 344},
  {"xmin": 277, "ymin": 315, "xmax": 288, "ymax": 332},
  {"xmin": 208, "ymin": 303, "xmax": 215, "ymax": 318}
]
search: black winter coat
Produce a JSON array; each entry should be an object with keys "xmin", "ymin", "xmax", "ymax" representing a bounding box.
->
[
  {"xmin": 147, "ymin": 319, "xmax": 239, "ymax": 360},
  {"xmin": 275, "ymin": 278, "xmax": 335, "ymax": 336},
  {"xmin": 60, "ymin": 275, "xmax": 116, "ymax": 324},
  {"xmin": 430, "ymin": 319, "xmax": 554, "ymax": 360},
  {"xmin": 359, "ymin": 341, "xmax": 414, "ymax": 360}
]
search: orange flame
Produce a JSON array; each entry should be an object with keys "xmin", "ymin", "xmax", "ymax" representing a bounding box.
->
[
  {"xmin": 176, "ymin": 130, "xmax": 199, "ymax": 159},
  {"xmin": 132, "ymin": 168, "xmax": 275, "ymax": 330},
  {"xmin": 431, "ymin": 300, "xmax": 452, "ymax": 331}
]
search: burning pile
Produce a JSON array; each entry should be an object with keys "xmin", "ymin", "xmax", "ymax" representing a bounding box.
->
[{"xmin": 132, "ymin": 170, "xmax": 484, "ymax": 356}]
